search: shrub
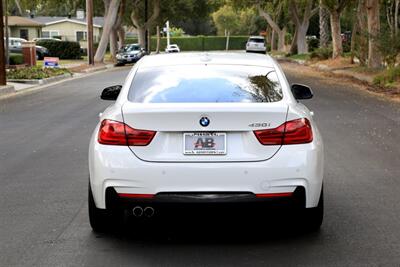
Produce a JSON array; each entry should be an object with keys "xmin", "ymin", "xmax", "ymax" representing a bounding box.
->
[
  {"xmin": 307, "ymin": 38, "xmax": 319, "ymax": 52},
  {"xmin": 373, "ymin": 66, "xmax": 400, "ymax": 86},
  {"xmin": 375, "ymin": 28, "xmax": 400, "ymax": 68},
  {"xmin": 7, "ymin": 66, "xmax": 71, "ymax": 80},
  {"xmin": 36, "ymin": 40, "xmax": 82, "ymax": 59},
  {"xmin": 9, "ymin": 53, "xmax": 24, "ymax": 65},
  {"xmin": 310, "ymin": 47, "xmax": 332, "ymax": 60}
]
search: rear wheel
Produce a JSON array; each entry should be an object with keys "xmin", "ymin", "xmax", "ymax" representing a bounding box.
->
[
  {"xmin": 299, "ymin": 187, "xmax": 323, "ymax": 231},
  {"xmin": 88, "ymin": 184, "xmax": 112, "ymax": 233}
]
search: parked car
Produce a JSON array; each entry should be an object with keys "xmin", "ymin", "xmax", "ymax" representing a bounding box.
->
[
  {"xmin": 32, "ymin": 37, "xmax": 61, "ymax": 42},
  {"xmin": 246, "ymin": 36, "xmax": 267, "ymax": 53},
  {"xmin": 116, "ymin": 44, "xmax": 146, "ymax": 65},
  {"xmin": 88, "ymin": 52, "xmax": 324, "ymax": 233},
  {"xmin": 6, "ymin": 37, "xmax": 49, "ymax": 60},
  {"xmin": 165, "ymin": 44, "xmax": 180, "ymax": 53}
]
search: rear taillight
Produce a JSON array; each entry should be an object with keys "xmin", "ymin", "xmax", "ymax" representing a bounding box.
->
[
  {"xmin": 254, "ymin": 118, "xmax": 313, "ymax": 145},
  {"xmin": 98, "ymin": 119, "xmax": 156, "ymax": 146}
]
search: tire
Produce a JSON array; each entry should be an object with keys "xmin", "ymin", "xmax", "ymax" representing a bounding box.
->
[
  {"xmin": 299, "ymin": 186, "xmax": 324, "ymax": 232},
  {"xmin": 36, "ymin": 53, "xmax": 44, "ymax": 60},
  {"xmin": 88, "ymin": 184, "xmax": 112, "ymax": 233}
]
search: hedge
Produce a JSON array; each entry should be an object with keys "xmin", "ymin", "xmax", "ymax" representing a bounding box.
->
[
  {"xmin": 125, "ymin": 36, "xmax": 249, "ymax": 51},
  {"xmin": 7, "ymin": 66, "xmax": 71, "ymax": 80},
  {"xmin": 36, "ymin": 40, "xmax": 81, "ymax": 59},
  {"xmin": 9, "ymin": 53, "xmax": 24, "ymax": 65}
]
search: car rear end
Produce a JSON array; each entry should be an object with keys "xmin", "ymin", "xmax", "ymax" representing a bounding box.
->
[
  {"xmin": 246, "ymin": 36, "xmax": 267, "ymax": 53},
  {"xmin": 89, "ymin": 53, "xmax": 323, "ymax": 231}
]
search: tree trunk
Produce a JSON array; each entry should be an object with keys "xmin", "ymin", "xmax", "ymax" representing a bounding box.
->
[
  {"xmin": 319, "ymin": 3, "xmax": 330, "ymax": 47},
  {"xmin": 356, "ymin": 0, "xmax": 368, "ymax": 66},
  {"xmin": 136, "ymin": 27, "xmax": 146, "ymax": 48},
  {"xmin": 226, "ymin": 31, "xmax": 230, "ymax": 51},
  {"xmin": 296, "ymin": 25, "xmax": 309, "ymax": 54},
  {"xmin": 395, "ymin": 0, "xmax": 399, "ymax": 35},
  {"xmin": 289, "ymin": 0, "xmax": 318, "ymax": 54},
  {"xmin": 290, "ymin": 28, "xmax": 298, "ymax": 55},
  {"xmin": 271, "ymin": 29, "xmax": 276, "ymax": 51},
  {"xmin": 350, "ymin": 19, "xmax": 358, "ymax": 64},
  {"xmin": 94, "ymin": 0, "xmax": 120, "ymax": 63},
  {"xmin": 156, "ymin": 25, "xmax": 160, "ymax": 53},
  {"xmin": 130, "ymin": 0, "xmax": 160, "ymax": 50},
  {"xmin": 330, "ymin": 10, "xmax": 343, "ymax": 58},
  {"xmin": 277, "ymin": 28, "xmax": 286, "ymax": 52},
  {"xmin": 14, "ymin": 0, "xmax": 23, "ymax": 15},
  {"xmin": 366, "ymin": 0, "xmax": 381, "ymax": 68},
  {"xmin": 111, "ymin": 0, "xmax": 125, "ymax": 52},
  {"xmin": 117, "ymin": 27, "xmax": 125, "ymax": 49},
  {"xmin": 258, "ymin": 5, "xmax": 286, "ymax": 52},
  {"xmin": 109, "ymin": 30, "xmax": 118, "ymax": 61}
]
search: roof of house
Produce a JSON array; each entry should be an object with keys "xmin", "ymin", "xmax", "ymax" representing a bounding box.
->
[
  {"xmin": 32, "ymin": 16, "xmax": 104, "ymax": 28},
  {"xmin": 5, "ymin": 16, "xmax": 44, "ymax": 27}
]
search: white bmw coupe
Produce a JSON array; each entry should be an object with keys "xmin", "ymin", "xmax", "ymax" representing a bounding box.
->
[{"xmin": 88, "ymin": 52, "xmax": 324, "ymax": 232}]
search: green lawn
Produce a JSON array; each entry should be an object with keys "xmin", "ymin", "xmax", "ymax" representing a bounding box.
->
[{"xmin": 288, "ymin": 53, "xmax": 310, "ymax": 61}]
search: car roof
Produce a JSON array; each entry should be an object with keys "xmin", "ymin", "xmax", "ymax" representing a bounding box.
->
[
  {"xmin": 139, "ymin": 52, "xmax": 275, "ymax": 68},
  {"xmin": 249, "ymin": 36, "xmax": 264, "ymax": 39}
]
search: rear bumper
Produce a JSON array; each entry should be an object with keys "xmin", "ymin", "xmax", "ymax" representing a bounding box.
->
[
  {"xmin": 89, "ymin": 128, "xmax": 323, "ymax": 209},
  {"xmin": 246, "ymin": 47, "xmax": 266, "ymax": 52},
  {"xmin": 117, "ymin": 57, "xmax": 139, "ymax": 64},
  {"xmin": 106, "ymin": 186, "xmax": 306, "ymax": 212}
]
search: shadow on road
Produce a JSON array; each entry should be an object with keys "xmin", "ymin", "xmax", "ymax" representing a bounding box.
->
[{"xmin": 91, "ymin": 209, "xmax": 323, "ymax": 245}]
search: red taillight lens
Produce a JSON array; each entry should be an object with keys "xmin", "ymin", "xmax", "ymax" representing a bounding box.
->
[
  {"xmin": 98, "ymin": 119, "xmax": 156, "ymax": 146},
  {"xmin": 254, "ymin": 118, "xmax": 313, "ymax": 145}
]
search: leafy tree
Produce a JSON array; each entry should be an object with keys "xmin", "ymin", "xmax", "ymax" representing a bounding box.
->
[
  {"xmin": 321, "ymin": 0, "xmax": 353, "ymax": 58},
  {"xmin": 212, "ymin": 5, "xmax": 239, "ymax": 36},
  {"xmin": 288, "ymin": 0, "xmax": 319, "ymax": 54}
]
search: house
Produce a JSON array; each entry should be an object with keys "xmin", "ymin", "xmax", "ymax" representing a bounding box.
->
[
  {"xmin": 32, "ymin": 11, "xmax": 104, "ymax": 49},
  {"xmin": 5, "ymin": 16, "xmax": 44, "ymax": 40}
]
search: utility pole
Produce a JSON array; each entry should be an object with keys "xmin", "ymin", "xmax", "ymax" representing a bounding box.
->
[
  {"xmin": 166, "ymin": 21, "xmax": 170, "ymax": 47},
  {"xmin": 0, "ymin": 0, "xmax": 7, "ymax": 85},
  {"xmin": 144, "ymin": 0, "xmax": 149, "ymax": 53},
  {"xmin": 86, "ymin": 0, "xmax": 94, "ymax": 65},
  {"xmin": 5, "ymin": 0, "xmax": 9, "ymax": 66}
]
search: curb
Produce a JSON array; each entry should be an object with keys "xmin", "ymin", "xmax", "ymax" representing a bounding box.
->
[
  {"xmin": 276, "ymin": 57, "xmax": 375, "ymax": 86},
  {"xmin": 0, "ymin": 85, "xmax": 16, "ymax": 96},
  {"xmin": 8, "ymin": 73, "xmax": 73, "ymax": 85},
  {"xmin": 0, "ymin": 65, "xmax": 120, "ymax": 100}
]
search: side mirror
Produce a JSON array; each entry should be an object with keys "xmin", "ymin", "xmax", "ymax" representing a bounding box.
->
[
  {"xmin": 291, "ymin": 84, "xmax": 313, "ymax": 100},
  {"xmin": 100, "ymin": 85, "xmax": 122, "ymax": 100}
]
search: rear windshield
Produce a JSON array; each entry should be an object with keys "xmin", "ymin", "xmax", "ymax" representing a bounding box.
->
[
  {"xmin": 122, "ymin": 45, "xmax": 140, "ymax": 52},
  {"xmin": 128, "ymin": 65, "xmax": 283, "ymax": 103},
  {"xmin": 249, "ymin": 38, "xmax": 265, "ymax": 43}
]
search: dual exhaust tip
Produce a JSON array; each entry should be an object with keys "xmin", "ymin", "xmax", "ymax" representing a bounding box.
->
[{"xmin": 132, "ymin": 206, "xmax": 154, "ymax": 218}]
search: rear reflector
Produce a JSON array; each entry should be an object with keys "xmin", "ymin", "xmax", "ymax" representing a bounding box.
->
[
  {"xmin": 256, "ymin": 192, "xmax": 293, "ymax": 198},
  {"xmin": 98, "ymin": 119, "xmax": 156, "ymax": 146},
  {"xmin": 118, "ymin": 193, "xmax": 155, "ymax": 199},
  {"xmin": 254, "ymin": 118, "xmax": 313, "ymax": 145}
]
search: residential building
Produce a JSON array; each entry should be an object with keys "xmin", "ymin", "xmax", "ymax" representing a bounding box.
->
[
  {"xmin": 32, "ymin": 11, "xmax": 104, "ymax": 49},
  {"xmin": 5, "ymin": 16, "xmax": 43, "ymax": 40}
]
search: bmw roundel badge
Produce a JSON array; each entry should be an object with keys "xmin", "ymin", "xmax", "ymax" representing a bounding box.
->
[{"xmin": 199, "ymin": 117, "xmax": 210, "ymax": 127}]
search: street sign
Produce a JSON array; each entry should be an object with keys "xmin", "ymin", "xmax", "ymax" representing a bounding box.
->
[{"xmin": 43, "ymin": 57, "xmax": 60, "ymax": 68}]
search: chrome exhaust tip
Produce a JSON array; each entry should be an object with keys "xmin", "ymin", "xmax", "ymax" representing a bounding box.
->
[
  {"xmin": 143, "ymin": 207, "xmax": 155, "ymax": 218},
  {"xmin": 132, "ymin": 206, "xmax": 143, "ymax": 217}
]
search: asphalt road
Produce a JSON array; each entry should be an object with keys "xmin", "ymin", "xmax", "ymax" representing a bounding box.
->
[{"xmin": 1, "ymin": 63, "xmax": 400, "ymax": 266}]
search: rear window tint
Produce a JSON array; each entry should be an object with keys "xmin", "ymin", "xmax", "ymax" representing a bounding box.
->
[
  {"xmin": 128, "ymin": 65, "xmax": 283, "ymax": 103},
  {"xmin": 249, "ymin": 38, "xmax": 265, "ymax": 43}
]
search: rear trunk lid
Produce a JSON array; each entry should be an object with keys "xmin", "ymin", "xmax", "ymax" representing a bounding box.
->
[{"xmin": 122, "ymin": 102, "xmax": 288, "ymax": 162}]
